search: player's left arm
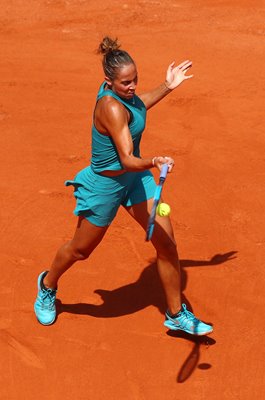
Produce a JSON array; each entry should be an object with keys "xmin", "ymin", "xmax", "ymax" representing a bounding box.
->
[{"xmin": 138, "ymin": 60, "xmax": 193, "ymax": 110}]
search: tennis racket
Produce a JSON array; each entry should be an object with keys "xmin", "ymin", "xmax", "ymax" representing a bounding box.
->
[{"xmin": 145, "ymin": 163, "xmax": 169, "ymax": 241}]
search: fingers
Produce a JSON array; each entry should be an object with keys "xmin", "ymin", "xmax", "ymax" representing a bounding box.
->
[
  {"xmin": 175, "ymin": 63, "xmax": 193, "ymax": 81},
  {"xmin": 176, "ymin": 60, "xmax": 192, "ymax": 70},
  {"xmin": 183, "ymin": 67, "xmax": 194, "ymax": 79},
  {"xmin": 184, "ymin": 73, "xmax": 194, "ymax": 79},
  {"xmin": 166, "ymin": 61, "xmax": 175, "ymax": 75},
  {"xmin": 164, "ymin": 156, "xmax": 174, "ymax": 172},
  {"xmin": 154, "ymin": 156, "xmax": 175, "ymax": 172},
  {"xmin": 172, "ymin": 61, "xmax": 193, "ymax": 79},
  {"xmin": 168, "ymin": 60, "xmax": 192, "ymax": 74}
]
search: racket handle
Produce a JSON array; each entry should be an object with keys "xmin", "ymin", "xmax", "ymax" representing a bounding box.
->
[{"xmin": 160, "ymin": 163, "xmax": 169, "ymax": 179}]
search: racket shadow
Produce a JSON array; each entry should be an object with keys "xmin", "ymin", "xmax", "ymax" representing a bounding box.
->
[{"xmin": 166, "ymin": 330, "xmax": 216, "ymax": 383}]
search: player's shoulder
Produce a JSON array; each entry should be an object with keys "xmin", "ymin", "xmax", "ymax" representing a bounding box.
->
[{"xmin": 97, "ymin": 96, "xmax": 126, "ymax": 118}]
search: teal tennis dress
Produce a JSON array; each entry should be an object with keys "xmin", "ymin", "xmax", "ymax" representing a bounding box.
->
[{"xmin": 65, "ymin": 82, "xmax": 156, "ymax": 227}]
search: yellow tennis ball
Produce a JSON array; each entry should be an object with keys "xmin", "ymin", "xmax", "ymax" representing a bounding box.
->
[{"xmin": 156, "ymin": 203, "xmax": 171, "ymax": 217}]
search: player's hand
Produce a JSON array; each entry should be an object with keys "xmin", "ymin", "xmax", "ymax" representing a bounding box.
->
[
  {"xmin": 165, "ymin": 60, "xmax": 193, "ymax": 90},
  {"xmin": 153, "ymin": 156, "xmax": 174, "ymax": 172}
]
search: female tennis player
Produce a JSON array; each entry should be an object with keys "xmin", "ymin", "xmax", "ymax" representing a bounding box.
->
[{"xmin": 34, "ymin": 37, "xmax": 213, "ymax": 336}]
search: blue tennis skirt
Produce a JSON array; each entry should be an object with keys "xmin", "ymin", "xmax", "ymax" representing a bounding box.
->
[{"xmin": 65, "ymin": 166, "xmax": 156, "ymax": 227}]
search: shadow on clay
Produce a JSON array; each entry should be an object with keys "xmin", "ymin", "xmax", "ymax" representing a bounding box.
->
[
  {"xmin": 57, "ymin": 250, "xmax": 236, "ymax": 383},
  {"xmin": 167, "ymin": 330, "xmax": 216, "ymax": 383},
  {"xmin": 57, "ymin": 251, "xmax": 237, "ymax": 318}
]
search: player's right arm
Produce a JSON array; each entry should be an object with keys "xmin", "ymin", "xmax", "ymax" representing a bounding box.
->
[{"xmin": 94, "ymin": 96, "xmax": 174, "ymax": 172}]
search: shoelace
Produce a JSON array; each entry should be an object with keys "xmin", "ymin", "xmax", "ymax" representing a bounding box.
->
[
  {"xmin": 179, "ymin": 304, "xmax": 199, "ymax": 322},
  {"xmin": 166, "ymin": 304, "xmax": 199, "ymax": 330},
  {"xmin": 41, "ymin": 288, "xmax": 56, "ymax": 309}
]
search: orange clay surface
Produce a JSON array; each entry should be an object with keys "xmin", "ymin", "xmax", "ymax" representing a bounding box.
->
[{"xmin": 1, "ymin": 1, "xmax": 265, "ymax": 399}]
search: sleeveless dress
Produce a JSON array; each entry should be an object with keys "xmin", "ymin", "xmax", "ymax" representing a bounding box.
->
[{"xmin": 65, "ymin": 82, "xmax": 156, "ymax": 227}]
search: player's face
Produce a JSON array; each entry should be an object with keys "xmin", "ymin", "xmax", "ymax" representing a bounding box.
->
[{"xmin": 107, "ymin": 63, "xmax": 138, "ymax": 99}]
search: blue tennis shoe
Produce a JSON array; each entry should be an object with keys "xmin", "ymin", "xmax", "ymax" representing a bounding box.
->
[
  {"xmin": 34, "ymin": 271, "xmax": 57, "ymax": 326},
  {"xmin": 164, "ymin": 303, "xmax": 213, "ymax": 336}
]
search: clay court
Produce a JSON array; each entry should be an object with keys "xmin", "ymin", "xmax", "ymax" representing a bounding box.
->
[{"xmin": 1, "ymin": 1, "xmax": 265, "ymax": 399}]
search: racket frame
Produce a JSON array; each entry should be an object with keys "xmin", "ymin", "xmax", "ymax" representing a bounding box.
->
[{"xmin": 145, "ymin": 163, "xmax": 169, "ymax": 241}]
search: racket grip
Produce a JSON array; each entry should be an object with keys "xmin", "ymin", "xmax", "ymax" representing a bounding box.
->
[{"xmin": 160, "ymin": 163, "xmax": 169, "ymax": 179}]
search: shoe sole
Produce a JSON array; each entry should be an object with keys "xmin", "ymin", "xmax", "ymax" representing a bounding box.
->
[{"xmin": 164, "ymin": 320, "xmax": 213, "ymax": 336}]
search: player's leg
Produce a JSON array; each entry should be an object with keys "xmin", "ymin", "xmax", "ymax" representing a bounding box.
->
[
  {"xmin": 125, "ymin": 199, "xmax": 213, "ymax": 335},
  {"xmin": 34, "ymin": 165, "xmax": 124, "ymax": 325},
  {"xmin": 125, "ymin": 198, "xmax": 182, "ymax": 314},
  {"xmin": 34, "ymin": 217, "xmax": 109, "ymax": 325},
  {"xmin": 44, "ymin": 217, "xmax": 109, "ymax": 289}
]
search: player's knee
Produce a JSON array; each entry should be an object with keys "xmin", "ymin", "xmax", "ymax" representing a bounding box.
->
[
  {"xmin": 156, "ymin": 237, "xmax": 177, "ymax": 260},
  {"xmin": 68, "ymin": 243, "xmax": 90, "ymax": 261},
  {"xmin": 74, "ymin": 248, "xmax": 90, "ymax": 261}
]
